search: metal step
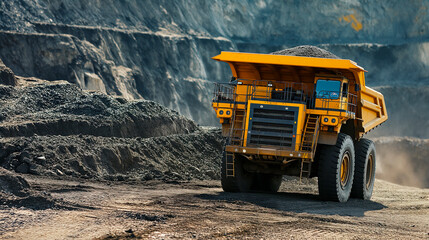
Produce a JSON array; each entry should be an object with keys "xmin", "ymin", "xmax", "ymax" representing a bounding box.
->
[
  {"xmin": 225, "ymin": 152, "xmax": 235, "ymax": 177},
  {"xmin": 299, "ymin": 160, "xmax": 312, "ymax": 182}
]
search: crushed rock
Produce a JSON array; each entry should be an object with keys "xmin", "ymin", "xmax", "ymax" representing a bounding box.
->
[
  {"xmin": 0, "ymin": 67, "xmax": 223, "ymax": 184},
  {"xmin": 0, "ymin": 128, "xmax": 224, "ymax": 181},
  {"xmin": 271, "ymin": 45, "xmax": 340, "ymax": 59},
  {"xmin": 0, "ymin": 82, "xmax": 197, "ymax": 137},
  {"xmin": 0, "ymin": 167, "xmax": 58, "ymax": 209}
]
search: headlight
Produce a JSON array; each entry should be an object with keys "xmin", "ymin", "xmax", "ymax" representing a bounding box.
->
[
  {"xmin": 321, "ymin": 116, "xmax": 338, "ymax": 126},
  {"xmin": 217, "ymin": 108, "xmax": 232, "ymax": 118}
]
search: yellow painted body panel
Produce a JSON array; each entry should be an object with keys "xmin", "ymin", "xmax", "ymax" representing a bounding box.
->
[
  {"xmin": 315, "ymin": 97, "xmax": 348, "ymax": 111},
  {"xmin": 212, "ymin": 52, "xmax": 365, "ymax": 74},
  {"xmin": 360, "ymin": 86, "xmax": 388, "ymax": 132},
  {"xmin": 306, "ymin": 109, "xmax": 353, "ymax": 118},
  {"xmin": 212, "ymin": 102, "xmax": 244, "ymax": 110}
]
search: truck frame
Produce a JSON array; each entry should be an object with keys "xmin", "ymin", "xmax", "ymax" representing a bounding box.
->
[{"xmin": 212, "ymin": 51, "xmax": 387, "ymax": 202}]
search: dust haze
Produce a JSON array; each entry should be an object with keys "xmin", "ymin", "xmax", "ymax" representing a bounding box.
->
[
  {"xmin": 369, "ymin": 86, "xmax": 429, "ymax": 188},
  {"xmin": 374, "ymin": 137, "xmax": 429, "ymax": 188}
]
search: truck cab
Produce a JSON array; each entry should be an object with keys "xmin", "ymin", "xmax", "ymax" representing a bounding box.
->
[{"xmin": 314, "ymin": 76, "xmax": 348, "ymax": 111}]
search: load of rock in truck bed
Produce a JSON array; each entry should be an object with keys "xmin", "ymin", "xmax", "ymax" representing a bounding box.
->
[{"xmin": 271, "ymin": 45, "xmax": 340, "ymax": 59}]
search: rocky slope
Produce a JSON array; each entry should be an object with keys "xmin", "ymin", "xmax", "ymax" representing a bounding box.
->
[
  {"xmin": 0, "ymin": 59, "xmax": 17, "ymax": 86},
  {"xmin": 0, "ymin": 167, "xmax": 59, "ymax": 210},
  {"xmin": 1, "ymin": 0, "xmax": 429, "ymax": 126},
  {"xmin": 0, "ymin": 81, "xmax": 197, "ymax": 138},
  {"xmin": 0, "ymin": 67, "xmax": 223, "ymax": 182},
  {"xmin": 0, "ymin": 128, "xmax": 223, "ymax": 181},
  {"xmin": 370, "ymin": 86, "xmax": 429, "ymax": 138}
]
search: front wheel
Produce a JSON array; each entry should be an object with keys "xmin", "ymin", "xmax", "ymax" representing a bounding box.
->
[
  {"xmin": 220, "ymin": 152, "xmax": 254, "ymax": 192},
  {"xmin": 253, "ymin": 173, "xmax": 282, "ymax": 193},
  {"xmin": 221, "ymin": 151, "xmax": 239, "ymax": 192},
  {"xmin": 351, "ymin": 138, "xmax": 376, "ymax": 200},
  {"xmin": 317, "ymin": 133, "xmax": 355, "ymax": 202}
]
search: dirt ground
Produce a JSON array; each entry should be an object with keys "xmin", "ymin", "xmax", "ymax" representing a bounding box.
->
[{"xmin": 0, "ymin": 175, "xmax": 428, "ymax": 240}]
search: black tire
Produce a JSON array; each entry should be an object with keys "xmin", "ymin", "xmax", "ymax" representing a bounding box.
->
[
  {"xmin": 253, "ymin": 173, "xmax": 283, "ymax": 193},
  {"xmin": 317, "ymin": 133, "xmax": 355, "ymax": 202},
  {"xmin": 234, "ymin": 155, "xmax": 255, "ymax": 192},
  {"xmin": 221, "ymin": 151, "xmax": 239, "ymax": 192},
  {"xmin": 351, "ymin": 138, "xmax": 376, "ymax": 200},
  {"xmin": 220, "ymin": 152, "xmax": 254, "ymax": 192}
]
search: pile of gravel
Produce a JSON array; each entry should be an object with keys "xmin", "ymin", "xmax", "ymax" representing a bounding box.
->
[
  {"xmin": 0, "ymin": 74, "xmax": 223, "ymax": 182},
  {"xmin": 271, "ymin": 45, "xmax": 340, "ymax": 59},
  {"xmin": 0, "ymin": 167, "xmax": 57, "ymax": 209},
  {"xmin": 0, "ymin": 167, "xmax": 29, "ymax": 197},
  {"xmin": 0, "ymin": 128, "xmax": 224, "ymax": 181},
  {"xmin": 0, "ymin": 82, "xmax": 197, "ymax": 137}
]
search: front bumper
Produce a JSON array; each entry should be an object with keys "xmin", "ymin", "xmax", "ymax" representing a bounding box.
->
[{"xmin": 225, "ymin": 145, "xmax": 313, "ymax": 160}]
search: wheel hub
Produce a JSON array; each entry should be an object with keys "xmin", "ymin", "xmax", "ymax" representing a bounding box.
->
[
  {"xmin": 366, "ymin": 154, "xmax": 374, "ymax": 189},
  {"xmin": 340, "ymin": 152, "xmax": 350, "ymax": 189}
]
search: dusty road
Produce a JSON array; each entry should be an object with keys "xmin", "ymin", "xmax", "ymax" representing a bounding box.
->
[{"xmin": 1, "ymin": 176, "xmax": 428, "ymax": 240}]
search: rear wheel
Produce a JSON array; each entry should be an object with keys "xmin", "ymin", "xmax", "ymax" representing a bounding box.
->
[
  {"xmin": 317, "ymin": 133, "xmax": 355, "ymax": 202},
  {"xmin": 351, "ymin": 138, "xmax": 376, "ymax": 200}
]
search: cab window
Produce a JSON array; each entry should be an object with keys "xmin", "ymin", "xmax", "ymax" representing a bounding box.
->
[
  {"xmin": 315, "ymin": 80, "xmax": 341, "ymax": 99},
  {"xmin": 342, "ymin": 82, "xmax": 348, "ymax": 97}
]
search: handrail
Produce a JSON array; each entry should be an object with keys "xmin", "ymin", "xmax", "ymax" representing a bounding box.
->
[
  {"xmin": 311, "ymin": 116, "xmax": 320, "ymax": 157},
  {"xmin": 312, "ymin": 90, "xmax": 358, "ymax": 116},
  {"xmin": 213, "ymin": 81, "xmax": 357, "ymax": 114},
  {"xmin": 213, "ymin": 80, "xmax": 359, "ymax": 148}
]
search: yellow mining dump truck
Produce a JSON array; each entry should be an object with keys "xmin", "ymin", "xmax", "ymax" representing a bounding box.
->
[{"xmin": 212, "ymin": 51, "xmax": 387, "ymax": 202}]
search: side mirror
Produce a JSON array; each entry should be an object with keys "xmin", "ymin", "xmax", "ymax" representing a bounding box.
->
[{"xmin": 354, "ymin": 84, "xmax": 360, "ymax": 91}]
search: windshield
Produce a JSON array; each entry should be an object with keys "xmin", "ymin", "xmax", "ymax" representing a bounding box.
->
[{"xmin": 315, "ymin": 80, "xmax": 341, "ymax": 99}]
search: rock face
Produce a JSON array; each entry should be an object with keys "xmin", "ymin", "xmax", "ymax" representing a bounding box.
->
[
  {"xmin": 0, "ymin": 28, "xmax": 233, "ymax": 125},
  {"xmin": 0, "ymin": 59, "xmax": 17, "ymax": 86},
  {"xmin": 1, "ymin": 0, "xmax": 429, "ymax": 125},
  {"xmin": 369, "ymin": 86, "xmax": 429, "ymax": 139}
]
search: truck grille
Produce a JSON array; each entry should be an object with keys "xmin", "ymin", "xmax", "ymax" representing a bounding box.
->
[{"xmin": 247, "ymin": 104, "xmax": 298, "ymax": 148}]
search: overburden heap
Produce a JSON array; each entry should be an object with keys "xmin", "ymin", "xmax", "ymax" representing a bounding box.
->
[{"xmin": 0, "ymin": 61, "xmax": 224, "ymax": 182}]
